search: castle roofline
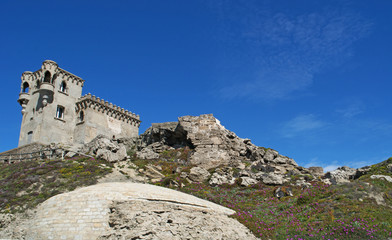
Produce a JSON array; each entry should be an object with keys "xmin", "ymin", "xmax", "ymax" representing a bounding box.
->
[
  {"xmin": 76, "ymin": 93, "xmax": 141, "ymax": 126},
  {"xmin": 26, "ymin": 60, "xmax": 85, "ymax": 86}
]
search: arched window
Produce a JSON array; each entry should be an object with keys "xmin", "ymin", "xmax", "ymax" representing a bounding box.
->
[
  {"xmin": 43, "ymin": 71, "xmax": 51, "ymax": 83},
  {"xmin": 79, "ymin": 111, "xmax": 84, "ymax": 122},
  {"xmin": 51, "ymin": 73, "xmax": 57, "ymax": 84},
  {"xmin": 22, "ymin": 82, "xmax": 29, "ymax": 93},
  {"xmin": 60, "ymin": 81, "xmax": 67, "ymax": 93}
]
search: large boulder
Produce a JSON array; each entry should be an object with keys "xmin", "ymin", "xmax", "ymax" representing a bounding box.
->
[
  {"xmin": 209, "ymin": 167, "xmax": 236, "ymax": 186},
  {"xmin": 82, "ymin": 135, "xmax": 127, "ymax": 162},
  {"xmin": 240, "ymin": 177, "xmax": 258, "ymax": 186},
  {"xmin": 22, "ymin": 183, "xmax": 257, "ymax": 240},
  {"xmin": 370, "ymin": 175, "xmax": 392, "ymax": 183},
  {"xmin": 256, "ymin": 172, "xmax": 288, "ymax": 185},
  {"xmin": 188, "ymin": 167, "xmax": 211, "ymax": 182},
  {"xmin": 308, "ymin": 167, "xmax": 324, "ymax": 177},
  {"xmin": 325, "ymin": 166, "xmax": 357, "ymax": 184}
]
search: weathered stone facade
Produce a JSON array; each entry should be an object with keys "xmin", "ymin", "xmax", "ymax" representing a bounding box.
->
[{"xmin": 17, "ymin": 60, "xmax": 140, "ymax": 147}]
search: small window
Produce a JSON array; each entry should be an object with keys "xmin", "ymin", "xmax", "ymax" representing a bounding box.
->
[
  {"xmin": 27, "ymin": 131, "xmax": 33, "ymax": 144},
  {"xmin": 60, "ymin": 81, "xmax": 67, "ymax": 93},
  {"xmin": 79, "ymin": 111, "xmax": 84, "ymax": 122},
  {"xmin": 22, "ymin": 82, "xmax": 29, "ymax": 93},
  {"xmin": 43, "ymin": 71, "xmax": 51, "ymax": 83},
  {"xmin": 56, "ymin": 106, "xmax": 65, "ymax": 119}
]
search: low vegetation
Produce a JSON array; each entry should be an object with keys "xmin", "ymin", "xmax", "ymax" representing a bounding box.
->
[
  {"xmin": 0, "ymin": 156, "xmax": 113, "ymax": 214},
  {"xmin": 130, "ymin": 149, "xmax": 392, "ymax": 240},
  {"xmin": 1, "ymin": 149, "xmax": 391, "ymax": 239}
]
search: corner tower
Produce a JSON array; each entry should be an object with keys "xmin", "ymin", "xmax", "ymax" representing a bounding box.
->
[{"xmin": 17, "ymin": 60, "xmax": 140, "ymax": 147}]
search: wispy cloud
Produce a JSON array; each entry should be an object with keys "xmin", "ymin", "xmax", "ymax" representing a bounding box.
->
[
  {"xmin": 281, "ymin": 114, "xmax": 326, "ymax": 138},
  {"xmin": 216, "ymin": 2, "xmax": 372, "ymax": 101},
  {"xmin": 323, "ymin": 164, "xmax": 340, "ymax": 172},
  {"xmin": 304, "ymin": 157, "xmax": 320, "ymax": 168},
  {"xmin": 336, "ymin": 99, "xmax": 364, "ymax": 118}
]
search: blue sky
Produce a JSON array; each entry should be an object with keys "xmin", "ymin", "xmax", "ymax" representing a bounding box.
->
[{"xmin": 1, "ymin": 0, "xmax": 391, "ymax": 171}]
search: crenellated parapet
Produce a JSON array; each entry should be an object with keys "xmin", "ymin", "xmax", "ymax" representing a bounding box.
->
[
  {"xmin": 75, "ymin": 93, "xmax": 141, "ymax": 127},
  {"xmin": 23, "ymin": 60, "xmax": 85, "ymax": 87},
  {"xmin": 56, "ymin": 68, "xmax": 84, "ymax": 86}
]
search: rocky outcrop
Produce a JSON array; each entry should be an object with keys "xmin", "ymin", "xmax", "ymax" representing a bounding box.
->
[
  {"xmin": 256, "ymin": 172, "xmax": 288, "ymax": 185},
  {"xmin": 138, "ymin": 115, "xmax": 297, "ymax": 170},
  {"xmin": 324, "ymin": 166, "xmax": 357, "ymax": 184},
  {"xmin": 135, "ymin": 114, "xmax": 303, "ymax": 186},
  {"xmin": 240, "ymin": 177, "xmax": 258, "ymax": 186},
  {"xmin": 81, "ymin": 135, "xmax": 128, "ymax": 162},
  {"xmin": 209, "ymin": 167, "xmax": 236, "ymax": 186},
  {"xmin": 370, "ymin": 175, "xmax": 392, "ymax": 183},
  {"xmin": 188, "ymin": 167, "xmax": 211, "ymax": 182},
  {"xmin": 308, "ymin": 167, "xmax": 324, "ymax": 177},
  {"xmin": 100, "ymin": 200, "xmax": 257, "ymax": 240}
]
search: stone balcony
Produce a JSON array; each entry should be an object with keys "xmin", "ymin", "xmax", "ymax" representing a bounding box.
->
[
  {"xmin": 39, "ymin": 82, "xmax": 55, "ymax": 92},
  {"xmin": 17, "ymin": 92, "xmax": 30, "ymax": 106}
]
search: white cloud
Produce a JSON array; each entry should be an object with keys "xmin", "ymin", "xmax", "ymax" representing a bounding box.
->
[
  {"xmin": 336, "ymin": 100, "xmax": 364, "ymax": 118},
  {"xmin": 304, "ymin": 158, "xmax": 340, "ymax": 172},
  {"xmin": 215, "ymin": 3, "xmax": 372, "ymax": 101},
  {"xmin": 304, "ymin": 157, "xmax": 320, "ymax": 168},
  {"xmin": 323, "ymin": 164, "xmax": 340, "ymax": 172},
  {"xmin": 281, "ymin": 114, "xmax": 326, "ymax": 138}
]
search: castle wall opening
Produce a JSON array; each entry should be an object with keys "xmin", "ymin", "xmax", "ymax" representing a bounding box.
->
[
  {"xmin": 43, "ymin": 71, "xmax": 51, "ymax": 83},
  {"xmin": 22, "ymin": 82, "xmax": 29, "ymax": 93},
  {"xmin": 60, "ymin": 81, "xmax": 67, "ymax": 93}
]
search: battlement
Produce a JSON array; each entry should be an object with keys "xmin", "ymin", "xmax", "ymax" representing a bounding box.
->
[
  {"xmin": 76, "ymin": 94, "xmax": 141, "ymax": 127},
  {"xmin": 21, "ymin": 60, "xmax": 85, "ymax": 87}
]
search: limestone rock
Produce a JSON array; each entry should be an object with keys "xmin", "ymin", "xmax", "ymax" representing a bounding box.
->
[
  {"xmin": 22, "ymin": 183, "xmax": 257, "ymax": 240},
  {"xmin": 308, "ymin": 167, "xmax": 324, "ymax": 177},
  {"xmin": 256, "ymin": 173, "xmax": 288, "ymax": 185},
  {"xmin": 99, "ymin": 200, "xmax": 257, "ymax": 240},
  {"xmin": 240, "ymin": 177, "xmax": 258, "ymax": 186},
  {"xmin": 325, "ymin": 166, "xmax": 357, "ymax": 185},
  {"xmin": 80, "ymin": 135, "xmax": 128, "ymax": 162},
  {"xmin": 188, "ymin": 167, "xmax": 211, "ymax": 183},
  {"xmin": 296, "ymin": 179, "xmax": 313, "ymax": 188},
  {"xmin": 137, "ymin": 114, "xmax": 298, "ymax": 171},
  {"xmin": 136, "ymin": 147, "xmax": 160, "ymax": 159},
  {"xmin": 209, "ymin": 167, "xmax": 236, "ymax": 186},
  {"xmin": 355, "ymin": 166, "xmax": 371, "ymax": 179},
  {"xmin": 144, "ymin": 165, "xmax": 165, "ymax": 182},
  {"xmin": 370, "ymin": 175, "xmax": 392, "ymax": 183}
]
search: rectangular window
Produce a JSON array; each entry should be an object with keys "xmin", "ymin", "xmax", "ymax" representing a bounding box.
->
[
  {"xmin": 56, "ymin": 106, "xmax": 65, "ymax": 119},
  {"xmin": 27, "ymin": 131, "xmax": 33, "ymax": 144}
]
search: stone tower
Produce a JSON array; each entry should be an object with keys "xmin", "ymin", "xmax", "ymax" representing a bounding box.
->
[{"xmin": 17, "ymin": 60, "xmax": 141, "ymax": 147}]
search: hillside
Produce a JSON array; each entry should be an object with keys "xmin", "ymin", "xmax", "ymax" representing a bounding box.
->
[{"xmin": 1, "ymin": 114, "xmax": 392, "ymax": 239}]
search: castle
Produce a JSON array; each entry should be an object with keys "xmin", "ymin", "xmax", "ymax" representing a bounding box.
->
[{"xmin": 17, "ymin": 60, "xmax": 141, "ymax": 147}]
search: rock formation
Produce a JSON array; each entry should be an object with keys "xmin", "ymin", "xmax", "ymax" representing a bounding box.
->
[
  {"xmin": 135, "ymin": 114, "xmax": 303, "ymax": 185},
  {"xmin": 80, "ymin": 135, "xmax": 128, "ymax": 162},
  {"xmin": 23, "ymin": 183, "xmax": 257, "ymax": 240}
]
